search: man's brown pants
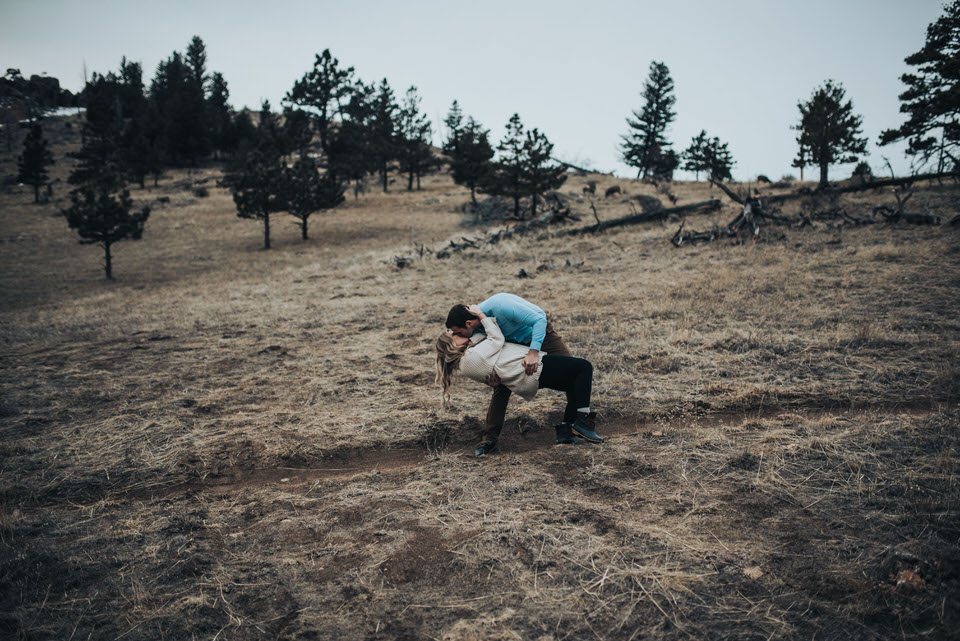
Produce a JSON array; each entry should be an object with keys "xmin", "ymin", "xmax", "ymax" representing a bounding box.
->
[{"xmin": 481, "ymin": 322, "xmax": 571, "ymax": 444}]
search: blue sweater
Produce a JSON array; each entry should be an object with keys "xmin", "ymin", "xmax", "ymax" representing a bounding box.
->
[{"xmin": 477, "ymin": 293, "xmax": 548, "ymax": 351}]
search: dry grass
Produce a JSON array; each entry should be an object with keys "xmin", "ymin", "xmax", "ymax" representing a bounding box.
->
[{"xmin": 0, "ymin": 118, "xmax": 958, "ymax": 639}]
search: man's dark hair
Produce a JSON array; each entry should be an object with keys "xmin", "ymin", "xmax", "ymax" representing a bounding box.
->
[{"xmin": 445, "ymin": 304, "xmax": 474, "ymax": 329}]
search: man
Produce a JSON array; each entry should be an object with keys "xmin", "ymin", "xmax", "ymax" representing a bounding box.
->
[{"xmin": 446, "ymin": 292, "xmax": 597, "ymax": 456}]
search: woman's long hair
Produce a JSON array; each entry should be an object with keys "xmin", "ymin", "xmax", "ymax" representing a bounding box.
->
[{"xmin": 435, "ymin": 332, "xmax": 469, "ymax": 407}]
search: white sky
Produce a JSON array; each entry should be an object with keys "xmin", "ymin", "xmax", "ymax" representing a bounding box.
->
[{"xmin": 1, "ymin": 0, "xmax": 947, "ymax": 180}]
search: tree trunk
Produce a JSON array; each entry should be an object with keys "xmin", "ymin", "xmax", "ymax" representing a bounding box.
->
[
  {"xmin": 560, "ymin": 199, "xmax": 722, "ymax": 236},
  {"xmin": 819, "ymin": 162, "xmax": 828, "ymax": 188},
  {"xmin": 263, "ymin": 213, "xmax": 271, "ymax": 250},
  {"xmin": 407, "ymin": 169, "xmax": 414, "ymax": 191},
  {"xmin": 470, "ymin": 185, "xmax": 477, "ymax": 205},
  {"xmin": 513, "ymin": 195, "xmax": 521, "ymax": 219},
  {"xmin": 531, "ymin": 193, "xmax": 538, "ymax": 218},
  {"xmin": 382, "ymin": 166, "xmax": 388, "ymax": 193},
  {"xmin": 33, "ymin": 182, "xmax": 40, "ymax": 203},
  {"xmin": 103, "ymin": 242, "xmax": 113, "ymax": 280},
  {"xmin": 301, "ymin": 216, "xmax": 308, "ymax": 240}
]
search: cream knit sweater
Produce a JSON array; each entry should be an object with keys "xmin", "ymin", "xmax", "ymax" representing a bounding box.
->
[{"xmin": 458, "ymin": 316, "xmax": 544, "ymax": 401}]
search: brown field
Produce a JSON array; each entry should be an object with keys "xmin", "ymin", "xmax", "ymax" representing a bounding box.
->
[{"xmin": 1, "ymin": 117, "xmax": 958, "ymax": 640}]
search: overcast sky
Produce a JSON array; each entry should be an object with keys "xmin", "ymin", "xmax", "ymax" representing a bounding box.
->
[{"xmin": 1, "ymin": 0, "xmax": 947, "ymax": 180}]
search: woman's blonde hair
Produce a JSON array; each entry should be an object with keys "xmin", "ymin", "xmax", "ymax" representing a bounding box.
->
[{"xmin": 435, "ymin": 332, "xmax": 469, "ymax": 407}]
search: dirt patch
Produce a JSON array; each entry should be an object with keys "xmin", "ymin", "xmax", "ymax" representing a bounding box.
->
[{"xmin": 379, "ymin": 526, "xmax": 456, "ymax": 584}]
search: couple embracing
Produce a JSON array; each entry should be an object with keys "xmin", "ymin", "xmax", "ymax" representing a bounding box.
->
[{"xmin": 435, "ymin": 293, "xmax": 604, "ymax": 457}]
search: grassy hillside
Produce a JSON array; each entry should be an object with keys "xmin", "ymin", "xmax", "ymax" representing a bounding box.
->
[{"xmin": 1, "ymin": 117, "xmax": 958, "ymax": 640}]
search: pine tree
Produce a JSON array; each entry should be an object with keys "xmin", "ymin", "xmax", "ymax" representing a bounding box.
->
[
  {"xmin": 17, "ymin": 123, "xmax": 54, "ymax": 203},
  {"xmin": 224, "ymin": 149, "xmax": 285, "ymax": 250},
  {"xmin": 880, "ymin": 1, "xmax": 960, "ymax": 172},
  {"xmin": 397, "ymin": 86, "xmax": 436, "ymax": 191},
  {"xmin": 704, "ymin": 136, "xmax": 734, "ymax": 182},
  {"xmin": 282, "ymin": 107, "xmax": 313, "ymax": 158},
  {"xmin": 621, "ymin": 61, "xmax": 677, "ymax": 179},
  {"xmin": 489, "ymin": 113, "xmax": 527, "ymax": 218},
  {"xmin": 120, "ymin": 112, "xmax": 151, "ymax": 187},
  {"xmin": 257, "ymin": 99, "xmax": 284, "ymax": 157},
  {"xmin": 794, "ymin": 79, "xmax": 867, "ymax": 187},
  {"xmin": 185, "ymin": 36, "xmax": 207, "ymax": 88},
  {"xmin": 70, "ymin": 79, "xmax": 126, "ymax": 194},
  {"xmin": 328, "ymin": 81, "xmax": 377, "ymax": 196},
  {"xmin": 207, "ymin": 72, "xmax": 232, "ymax": 156},
  {"xmin": 228, "ymin": 110, "xmax": 259, "ymax": 157},
  {"xmin": 791, "ymin": 138, "xmax": 809, "ymax": 181},
  {"xmin": 682, "ymin": 130, "xmax": 710, "ymax": 180},
  {"xmin": 443, "ymin": 100, "xmax": 464, "ymax": 155},
  {"xmin": 522, "ymin": 128, "xmax": 567, "ymax": 217},
  {"xmin": 370, "ymin": 79, "xmax": 399, "ymax": 192},
  {"xmin": 450, "ymin": 117, "xmax": 494, "ymax": 205},
  {"xmin": 150, "ymin": 45, "xmax": 208, "ymax": 165},
  {"xmin": 285, "ymin": 49, "xmax": 355, "ymax": 158},
  {"xmin": 182, "ymin": 36, "xmax": 211, "ymax": 162},
  {"xmin": 61, "ymin": 173, "xmax": 150, "ymax": 279},
  {"xmin": 282, "ymin": 157, "xmax": 345, "ymax": 240}
]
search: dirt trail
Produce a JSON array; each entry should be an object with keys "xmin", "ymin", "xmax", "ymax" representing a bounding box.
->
[{"xmin": 118, "ymin": 404, "xmax": 937, "ymax": 502}]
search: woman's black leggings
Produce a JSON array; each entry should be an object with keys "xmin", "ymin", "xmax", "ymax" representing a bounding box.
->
[{"xmin": 538, "ymin": 354, "xmax": 593, "ymax": 424}]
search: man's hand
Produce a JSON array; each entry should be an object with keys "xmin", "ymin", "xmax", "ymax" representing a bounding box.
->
[
  {"xmin": 484, "ymin": 372, "xmax": 501, "ymax": 387},
  {"xmin": 522, "ymin": 349, "xmax": 539, "ymax": 375},
  {"xmin": 466, "ymin": 304, "xmax": 485, "ymax": 319}
]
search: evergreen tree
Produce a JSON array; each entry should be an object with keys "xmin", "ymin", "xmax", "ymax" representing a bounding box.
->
[
  {"xmin": 61, "ymin": 172, "xmax": 150, "ymax": 280},
  {"xmin": 207, "ymin": 71, "xmax": 232, "ymax": 156},
  {"xmin": 17, "ymin": 122, "xmax": 54, "ymax": 203},
  {"xmin": 370, "ymin": 79, "xmax": 399, "ymax": 192},
  {"xmin": 282, "ymin": 106, "xmax": 313, "ymax": 158},
  {"xmin": 120, "ymin": 112, "xmax": 151, "ymax": 187},
  {"xmin": 150, "ymin": 44, "xmax": 209, "ymax": 165},
  {"xmin": 704, "ymin": 136, "xmax": 734, "ymax": 182},
  {"xmin": 880, "ymin": 1, "xmax": 960, "ymax": 172},
  {"xmin": 397, "ymin": 86, "xmax": 437, "ymax": 191},
  {"xmin": 71, "ymin": 75, "xmax": 126, "ymax": 193},
  {"xmin": 185, "ymin": 36, "xmax": 207, "ymax": 88},
  {"xmin": 791, "ymin": 138, "xmax": 809, "ymax": 181},
  {"xmin": 682, "ymin": 130, "xmax": 710, "ymax": 180},
  {"xmin": 223, "ymin": 149, "xmax": 285, "ymax": 249},
  {"xmin": 182, "ymin": 36, "xmax": 211, "ymax": 161},
  {"xmin": 490, "ymin": 113, "xmax": 527, "ymax": 218},
  {"xmin": 257, "ymin": 99, "xmax": 284, "ymax": 157},
  {"xmin": 522, "ymin": 128, "xmax": 567, "ymax": 217},
  {"xmin": 443, "ymin": 100, "xmax": 464, "ymax": 155},
  {"xmin": 285, "ymin": 49, "xmax": 355, "ymax": 158},
  {"xmin": 282, "ymin": 157, "xmax": 345, "ymax": 240},
  {"xmin": 450, "ymin": 116, "xmax": 494, "ymax": 205},
  {"xmin": 117, "ymin": 58, "xmax": 146, "ymax": 120},
  {"xmin": 794, "ymin": 79, "xmax": 867, "ymax": 187},
  {"xmin": 328, "ymin": 80, "xmax": 377, "ymax": 196},
  {"xmin": 228, "ymin": 110, "xmax": 259, "ymax": 157},
  {"xmin": 621, "ymin": 61, "xmax": 677, "ymax": 179}
]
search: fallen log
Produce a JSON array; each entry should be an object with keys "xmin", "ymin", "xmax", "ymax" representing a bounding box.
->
[
  {"xmin": 550, "ymin": 157, "xmax": 614, "ymax": 175},
  {"xmin": 760, "ymin": 170, "xmax": 960, "ymax": 206},
  {"xmin": 671, "ymin": 221, "xmax": 738, "ymax": 247},
  {"xmin": 874, "ymin": 206, "xmax": 943, "ymax": 225},
  {"xmin": 559, "ymin": 199, "xmax": 722, "ymax": 236}
]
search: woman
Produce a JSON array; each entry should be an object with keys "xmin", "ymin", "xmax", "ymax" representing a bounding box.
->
[{"xmin": 435, "ymin": 305, "xmax": 603, "ymax": 455}]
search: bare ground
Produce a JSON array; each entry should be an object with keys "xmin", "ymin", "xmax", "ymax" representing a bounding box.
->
[{"xmin": 1, "ymin": 118, "xmax": 958, "ymax": 639}]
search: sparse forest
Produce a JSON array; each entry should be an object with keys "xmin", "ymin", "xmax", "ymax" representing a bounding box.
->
[{"xmin": 1, "ymin": 4, "xmax": 959, "ymax": 641}]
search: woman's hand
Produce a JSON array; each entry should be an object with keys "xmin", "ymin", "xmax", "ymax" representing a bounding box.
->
[{"xmin": 466, "ymin": 304, "xmax": 486, "ymax": 319}]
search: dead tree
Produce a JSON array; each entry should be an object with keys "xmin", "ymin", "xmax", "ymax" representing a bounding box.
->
[
  {"xmin": 873, "ymin": 187, "xmax": 942, "ymax": 225},
  {"xmin": 560, "ymin": 199, "xmax": 721, "ymax": 236}
]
